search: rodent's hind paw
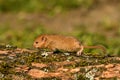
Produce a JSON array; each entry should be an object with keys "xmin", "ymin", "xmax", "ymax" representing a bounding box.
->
[{"xmin": 76, "ymin": 51, "xmax": 83, "ymax": 56}]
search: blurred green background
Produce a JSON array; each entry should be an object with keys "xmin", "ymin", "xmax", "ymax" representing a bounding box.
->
[{"xmin": 0, "ymin": 0, "xmax": 120, "ymax": 55}]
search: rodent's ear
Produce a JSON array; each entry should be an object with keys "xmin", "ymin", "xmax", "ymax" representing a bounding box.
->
[{"xmin": 41, "ymin": 36, "xmax": 47, "ymax": 41}]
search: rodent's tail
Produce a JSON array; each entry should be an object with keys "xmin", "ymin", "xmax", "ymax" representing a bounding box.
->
[{"xmin": 83, "ymin": 45, "xmax": 106, "ymax": 53}]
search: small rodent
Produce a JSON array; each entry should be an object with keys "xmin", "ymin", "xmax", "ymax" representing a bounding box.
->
[{"xmin": 33, "ymin": 34, "xmax": 106, "ymax": 56}]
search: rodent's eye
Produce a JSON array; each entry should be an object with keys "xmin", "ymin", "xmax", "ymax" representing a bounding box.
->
[{"xmin": 35, "ymin": 42, "xmax": 38, "ymax": 44}]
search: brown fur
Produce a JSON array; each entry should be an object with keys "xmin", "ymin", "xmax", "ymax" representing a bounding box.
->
[{"xmin": 33, "ymin": 34, "xmax": 106, "ymax": 56}]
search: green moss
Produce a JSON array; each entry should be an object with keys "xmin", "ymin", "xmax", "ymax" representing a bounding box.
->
[
  {"xmin": 0, "ymin": 62, "xmax": 15, "ymax": 75},
  {"xmin": 0, "ymin": 44, "xmax": 6, "ymax": 49},
  {"xmin": 74, "ymin": 73, "xmax": 86, "ymax": 80},
  {"xmin": 39, "ymin": 77, "xmax": 61, "ymax": 80}
]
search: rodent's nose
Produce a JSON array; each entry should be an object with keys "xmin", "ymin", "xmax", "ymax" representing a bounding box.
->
[
  {"xmin": 33, "ymin": 43, "xmax": 39, "ymax": 48},
  {"xmin": 33, "ymin": 43, "xmax": 36, "ymax": 48}
]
